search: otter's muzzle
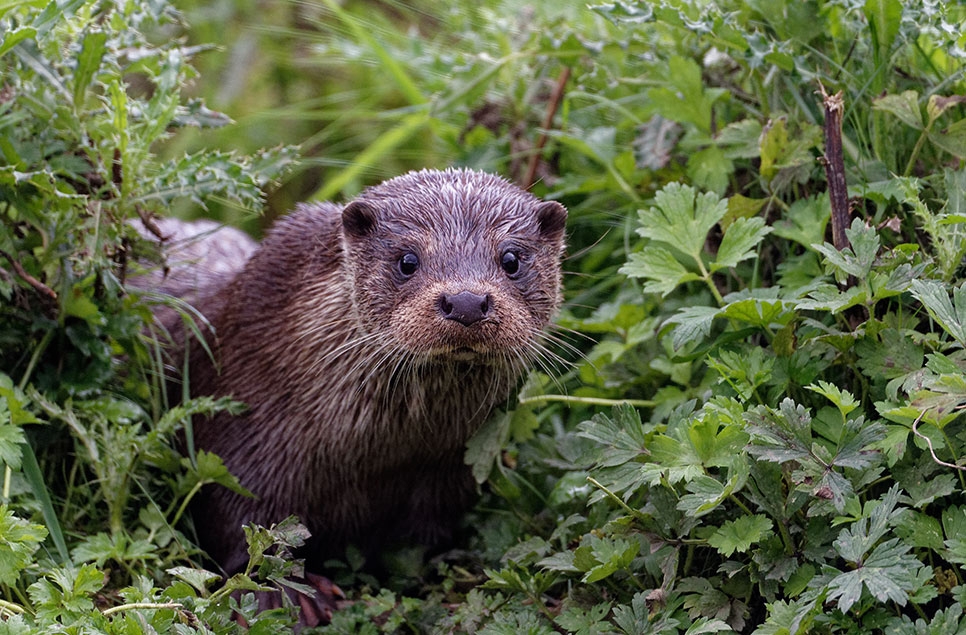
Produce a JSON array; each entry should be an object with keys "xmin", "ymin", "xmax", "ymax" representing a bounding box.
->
[{"xmin": 439, "ymin": 291, "xmax": 491, "ymax": 326}]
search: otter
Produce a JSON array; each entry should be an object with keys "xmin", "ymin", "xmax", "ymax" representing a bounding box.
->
[{"xmin": 146, "ymin": 168, "xmax": 567, "ymax": 620}]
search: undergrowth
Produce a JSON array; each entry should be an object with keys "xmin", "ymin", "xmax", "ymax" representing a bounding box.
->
[{"xmin": 2, "ymin": 0, "xmax": 966, "ymax": 633}]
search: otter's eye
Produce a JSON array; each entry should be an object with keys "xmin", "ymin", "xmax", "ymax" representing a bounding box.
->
[
  {"xmin": 398, "ymin": 252, "xmax": 419, "ymax": 277},
  {"xmin": 501, "ymin": 250, "xmax": 521, "ymax": 277}
]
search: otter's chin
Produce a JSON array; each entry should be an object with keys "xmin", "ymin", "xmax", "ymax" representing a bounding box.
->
[
  {"xmin": 415, "ymin": 344, "xmax": 507, "ymax": 364},
  {"xmin": 448, "ymin": 346, "xmax": 482, "ymax": 361}
]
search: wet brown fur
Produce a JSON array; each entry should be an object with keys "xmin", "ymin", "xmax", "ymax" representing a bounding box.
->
[{"xmin": 157, "ymin": 168, "xmax": 567, "ymax": 574}]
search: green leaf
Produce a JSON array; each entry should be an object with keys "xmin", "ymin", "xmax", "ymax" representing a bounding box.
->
[
  {"xmin": 929, "ymin": 118, "xmax": 966, "ymax": 159},
  {"xmin": 28, "ymin": 564, "xmax": 104, "ymax": 622},
  {"xmin": 576, "ymin": 536, "xmax": 639, "ymax": 583},
  {"xmin": 759, "ymin": 117, "xmax": 821, "ymax": 191},
  {"xmin": 635, "ymin": 182, "xmax": 728, "ymax": 266},
  {"xmin": 864, "ymin": 0, "xmax": 903, "ymax": 64},
  {"xmin": 910, "ymin": 279, "xmax": 966, "ymax": 348},
  {"xmin": 812, "ymin": 218, "xmax": 880, "ymax": 280},
  {"xmin": 685, "ymin": 618, "xmax": 734, "ymax": 634},
  {"xmin": 555, "ymin": 602, "xmax": 612, "ymax": 633},
  {"xmin": 577, "ymin": 405, "xmax": 649, "ymax": 468},
  {"xmin": 718, "ymin": 298, "xmax": 794, "ymax": 329},
  {"xmin": 708, "ymin": 514, "xmax": 773, "ymax": 557},
  {"xmin": 827, "ymin": 487, "xmax": 925, "ymax": 612},
  {"xmin": 745, "ymin": 399, "xmax": 813, "ymax": 464},
  {"xmin": 665, "ymin": 305, "xmax": 720, "ymax": 350},
  {"xmin": 718, "ymin": 119, "xmax": 763, "ymax": 159},
  {"xmin": 677, "ymin": 466, "xmax": 747, "ymax": 518},
  {"xmin": 0, "ymin": 404, "xmax": 25, "ymax": 470},
  {"xmin": 806, "ymin": 381, "xmax": 859, "ymax": 418},
  {"xmin": 855, "ymin": 329, "xmax": 924, "ymax": 382},
  {"xmin": 0, "ymin": 506, "xmax": 48, "ymax": 586},
  {"xmin": 465, "ymin": 409, "xmax": 512, "ymax": 485},
  {"xmin": 796, "ymin": 284, "xmax": 867, "ymax": 313},
  {"xmin": 834, "ymin": 486, "xmax": 901, "ymax": 562},
  {"xmin": 72, "ymin": 30, "xmax": 107, "ymax": 108},
  {"xmin": 927, "ymin": 95, "xmax": 966, "ymax": 124},
  {"xmin": 754, "ymin": 596, "xmax": 821, "ymax": 635},
  {"xmin": 772, "ymin": 195, "xmax": 830, "ymax": 249},
  {"xmin": 167, "ymin": 566, "xmax": 221, "ymax": 594},
  {"xmin": 872, "ymin": 91, "xmax": 923, "ymax": 130},
  {"xmin": 711, "ymin": 216, "xmax": 772, "ymax": 271},
  {"xmin": 687, "ymin": 145, "xmax": 733, "ymax": 195},
  {"xmin": 894, "ymin": 511, "xmax": 944, "ymax": 551},
  {"xmin": 726, "ymin": 194, "xmax": 767, "ymax": 225},
  {"xmin": 187, "ymin": 450, "xmax": 252, "ymax": 497},
  {"xmin": 620, "ymin": 245, "xmax": 702, "ymax": 297},
  {"xmin": 648, "ymin": 55, "xmax": 724, "ymax": 133},
  {"xmin": 0, "ymin": 26, "xmax": 36, "ymax": 59},
  {"xmin": 828, "ymin": 539, "xmax": 923, "ymax": 613},
  {"xmin": 707, "ymin": 347, "xmax": 774, "ymax": 401}
]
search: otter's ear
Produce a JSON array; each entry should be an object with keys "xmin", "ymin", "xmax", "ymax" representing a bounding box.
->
[
  {"xmin": 342, "ymin": 201, "xmax": 377, "ymax": 239},
  {"xmin": 535, "ymin": 201, "xmax": 567, "ymax": 242}
]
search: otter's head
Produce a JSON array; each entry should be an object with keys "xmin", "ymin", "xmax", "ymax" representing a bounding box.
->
[{"xmin": 340, "ymin": 168, "xmax": 567, "ymax": 366}]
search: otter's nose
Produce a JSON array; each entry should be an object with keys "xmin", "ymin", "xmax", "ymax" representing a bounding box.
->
[{"xmin": 439, "ymin": 291, "xmax": 491, "ymax": 326}]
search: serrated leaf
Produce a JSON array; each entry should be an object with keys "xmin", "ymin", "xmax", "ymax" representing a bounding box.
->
[
  {"xmin": 745, "ymin": 399, "xmax": 813, "ymax": 464},
  {"xmin": 707, "ymin": 347, "xmax": 774, "ymax": 401},
  {"xmin": 167, "ymin": 566, "xmax": 222, "ymax": 594},
  {"xmin": 718, "ymin": 298, "xmax": 794, "ymax": 329},
  {"xmin": 826, "ymin": 556, "xmax": 915, "ymax": 613},
  {"xmin": 580, "ymin": 536, "xmax": 639, "ymax": 583},
  {"xmin": 665, "ymin": 305, "xmax": 720, "ymax": 349},
  {"xmin": 910, "ymin": 279, "xmax": 966, "ymax": 348},
  {"xmin": 711, "ymin": 216, "xmax": 772, "ymax": 271},
  {"xmin": 620, "ymin": 245, "xmax": 702, "ymax": 297},
  {"xmin": 872, "ymin": 90, "xmax": 923, "ymax": 130},
  {"xmin": 635, "ymin": 182, "xmax": 728, "ymax": 265},
  {"xmin": 72, "ymin": 30, "xmax": 107, "ymax": 108},
  {"xmin": 187, "ymin": 450, "xmax": 252, "ymax": 497},
  {"xmin": 577, "ymin": 404, "xmax": 649, "ymax": 467},
  {"xmin": 28, "ymin": 563, "xmax": 103, "ymax": 621},
  {"xmin": 929, "ymin": 118, "xmax": 966, "ymax": 159},
  {"xmin": 718, "ymin": 119, "xmax": 763, "ymax": 159},
  {"xmin": 677, "ymin": 467, "xmax": 747, "ymax": 518},
  {"xmin": 685, "ymin": 618, "xmax": 735, "ymax": 634},
  {"xmin": 832, "ymin": 416, "xmax": 886, "ymax": 469},
  {"xmin": 687, "ymin": 145, "xmax": 733, "ymax": 195},
  {"xmin": 772, "ymin": 196, "xmax": 831, "ymax": 249},
  {"xmin": 855, "ymin": 329, "xmax": 924, "ymax": 382},
  {"xmin": 677, "ymin": 475, "xmax": 728, "ymax": 517},
  {"xmin": 834, "ymin": 486, "xmax": 902, "ymax": 562},
  {"xmin": 0, "ymin": 506, "xmax": 48, "ymax": 586},
  {"xmin": 812, "ymin": 219, "xmax": 880, "ymax": 280},
  {"xmin": 806, "ymin": 381, "xmax": 859, "ymax": 417},
  {"xmin": 0, "ymin": 26, "xmax": 37, "ymax": 59},
  {"xmin": 0, "ymin": 412, "xmax": 25, "ymax": 470},
  {"xmin": 556, "ymin": 602, "xmax": 612, "ymax": 633},
  {"xmin": 708, "ymin": 514, "xmax": 772, "ymax": 557},
  {"xmin": 647, "ymin": 434, "xmax": 706, "ymax": 486},
  {"xmin": 797, "ymin": 283, "xmax": 867, "ymax": 313},
  {"xmin": 648, "ymin": 55, "xmax": 723, "ymax": 133},
  {"xmin": 465, "ymin": 409, "xmax": 512, "ymax": 484}
]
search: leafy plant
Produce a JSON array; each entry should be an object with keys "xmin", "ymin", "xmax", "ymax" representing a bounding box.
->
[
  {"xmin": 0, "ymin": 0, "xmax": 298, "ymax": 629},
  {"xmin": 5, "ymin": 0, "xmax": 966, "ymax": 632}
]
